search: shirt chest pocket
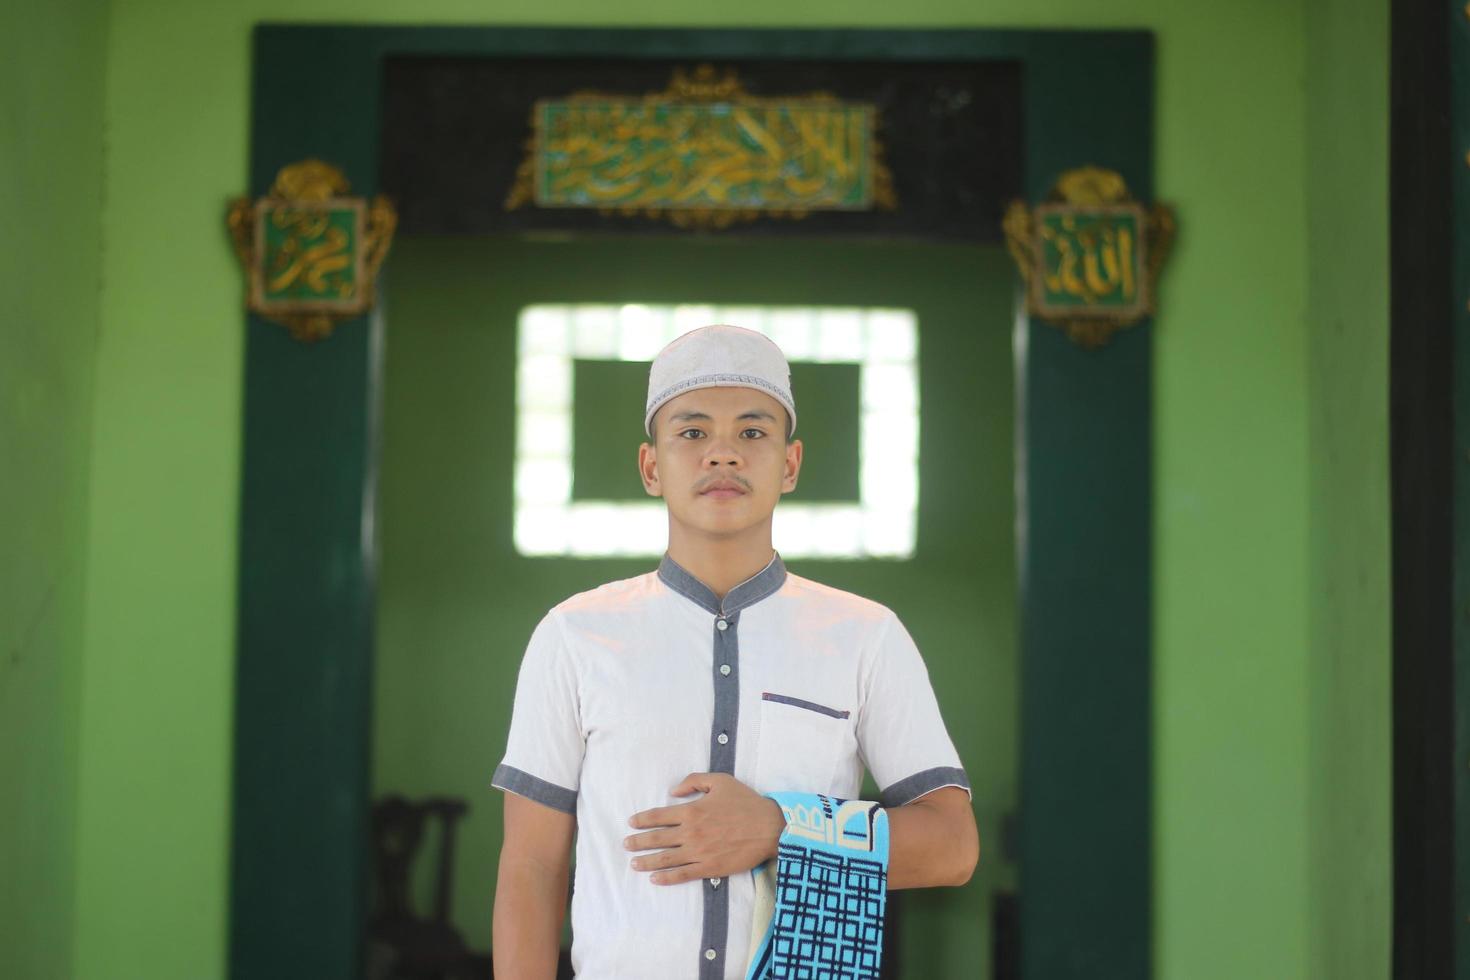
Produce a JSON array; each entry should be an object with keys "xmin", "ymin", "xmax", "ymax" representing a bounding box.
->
[{"xmin": 752, "ymin": 693, "xmax": 852, "ymax": 795}]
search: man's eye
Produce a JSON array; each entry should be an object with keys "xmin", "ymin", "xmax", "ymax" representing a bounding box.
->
[
  {"xmin": 742, "ymin": 428, "xmax": 766, "ymax": 439},
  {"xmin": 679, "ymin": 429, "xmax": 704, "ymax": 439}
]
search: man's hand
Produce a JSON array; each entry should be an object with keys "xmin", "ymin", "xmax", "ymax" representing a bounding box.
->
[{"xmin": 625, "ymin": 772, "xmax": 786, "ymax": 885}]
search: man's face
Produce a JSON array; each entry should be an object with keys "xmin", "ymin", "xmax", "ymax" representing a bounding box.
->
[{"xmin": 638, "ymin": 386, "xmax": 803, "ymax": 540}]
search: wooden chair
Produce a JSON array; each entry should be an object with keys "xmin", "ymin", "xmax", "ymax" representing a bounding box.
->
[{"xmin": 365, "ymin": 795, "xmax": 492, "ymax": 980}]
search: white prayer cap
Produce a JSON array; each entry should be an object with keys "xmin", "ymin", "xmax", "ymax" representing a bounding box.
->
[{"xmin": 644, "ymin": 324, "xmax": 797, "ymax": 438}]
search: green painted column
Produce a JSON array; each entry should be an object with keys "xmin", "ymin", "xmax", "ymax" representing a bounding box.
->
[
  {"xmin": 1016, "ymin": 32, "xmax": 1155, "ymax": 980},
  {"xmin": 231, "ymin": 27, "xmax": 387, "ymax": 980}
]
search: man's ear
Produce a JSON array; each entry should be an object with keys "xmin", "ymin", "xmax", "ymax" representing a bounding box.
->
[
  {"xmin": 638, "ymin": 442, "xmax": 662, "ymax": 497},
  {"xmin": 781, "ymin": 438, "xmax": 803, "ymax": 494}
]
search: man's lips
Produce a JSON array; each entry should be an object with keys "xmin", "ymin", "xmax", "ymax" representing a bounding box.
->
[{"xmin": 699, "ymin": 480, "xmax": 748, "ymax": 498}]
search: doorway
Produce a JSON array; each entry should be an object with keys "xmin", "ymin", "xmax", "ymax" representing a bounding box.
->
[
  {"xmin": 372, "ymin": 235, "xmax": 1018, "ymax": 975},
  {"xmin": 232, "ymin": 26, "xmax": 1154, "ymax": 980}
]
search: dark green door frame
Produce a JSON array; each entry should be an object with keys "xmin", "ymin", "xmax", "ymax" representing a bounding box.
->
[
  {"xmin": 1390, "ymin": 1, "xmax": 1469, "ymax": 975},
  {"xmin": 235, "ymin": 25, "xmax": 1154, "ymax": 980}
]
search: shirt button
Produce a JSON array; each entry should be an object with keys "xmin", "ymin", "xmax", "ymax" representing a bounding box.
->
[
  {"xmin": 716, "ymin": 732, "xmax": 729, "ymax": 745},
  {"xmin": 709, "ymin": 877, "xmax": 722, "ymax": 887},
  {"xmin": 705, "ymin": 948, "xmax": 717, "ymax": 961},
  {"xmin": 719, "ymin": 664, "xmax": 731, "ymax": 676},
  {"xmin": 716, "ymin": 618, "xmax": 728, "ymax": 631}
]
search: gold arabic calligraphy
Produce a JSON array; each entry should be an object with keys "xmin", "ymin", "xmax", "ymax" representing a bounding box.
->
[
  {"xmin": 536, "ymin": 100, "xmax": 872, "ymax": 211},
  {"xmin": 1040, "ymin": 213, "xmax": 1138, "ymax": 307},
  {"xmin": 265, "ymin": 208, "xmax": 354, "ymax": 300},
  {"xmin": 1001, "ymin": 167, "xmax": 1173, "ymax": 348}
]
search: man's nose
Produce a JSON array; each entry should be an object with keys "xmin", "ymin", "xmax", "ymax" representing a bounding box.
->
[{"xmin": 704, "ymin": 439, "xmax": 741, "ymax": 465}]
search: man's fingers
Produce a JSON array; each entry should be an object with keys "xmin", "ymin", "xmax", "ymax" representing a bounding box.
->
[
  {"xmin": 670, "ymin": 772, "xmax": 717, "ymax": 797},
  {"xmin": 650, "ymin": 863, "xmax": 706, "ymax": 886},
  {"xmin": 631, "ymin": 847, "xmax": 692, "ymax": 873},
  {"xmin": 628, "ymin": 804, "xmax": 685, "ymax": 830},
  {"xmin": 623, "ymin": 828, "xmax": 679, "ymax": 852},
  {"xmin": 630, "ymin": 774, "xmax": 726, "ymax": 827}
]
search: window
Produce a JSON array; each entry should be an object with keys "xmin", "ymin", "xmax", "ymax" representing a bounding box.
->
[{"xmin": 514, "ymin": 304, "xmax": 919, "ymax": 559}]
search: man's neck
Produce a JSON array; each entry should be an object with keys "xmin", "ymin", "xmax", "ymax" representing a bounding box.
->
[{"xmin": 665, "ymin": 525, "xmax": 776, "ymax": 600}]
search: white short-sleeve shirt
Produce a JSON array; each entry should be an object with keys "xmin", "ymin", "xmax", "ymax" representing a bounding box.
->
[{"xmin": 493, "ymin": 552, "xmax": 969, "ymax": 980}]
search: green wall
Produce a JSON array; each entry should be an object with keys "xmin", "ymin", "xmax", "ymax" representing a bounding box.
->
[
  {"xmin": 71, "ymin": 1, "xmax": 1388, "ymax": 978},
  {"xmin": 1305, "ymin": 0, "xmax": 1391, "ymax": 975},
  {"xmin": 0, "ymin": 0, "xmax": 107, "ymax": 976},
  {"xmin": 372, "ymin": 237, "xmax": 1017, "ymax": 975}
]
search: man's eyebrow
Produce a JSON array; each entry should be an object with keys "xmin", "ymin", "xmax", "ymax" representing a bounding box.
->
[{"xmin": 667, "ymin": 409, "xmax": 778, "ymax": 423}]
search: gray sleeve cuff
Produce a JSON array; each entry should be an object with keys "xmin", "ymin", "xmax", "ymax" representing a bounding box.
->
[
  {"xmin": 492, "ymin": 763, "xmax": 577, "ymax": 815},
  {"xmin": 879, "ymin": 766, "xmax": 972, "ymax": 808}
]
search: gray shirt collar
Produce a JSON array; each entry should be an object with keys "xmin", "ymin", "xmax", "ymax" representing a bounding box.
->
[{"xmin": 657, "ymin": 550, "xmax": 787, "ymax": 617}]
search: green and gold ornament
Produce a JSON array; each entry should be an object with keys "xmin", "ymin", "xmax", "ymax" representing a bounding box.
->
[
  {"xmin": 227, "ymin": 159, "xmax": 397, "ymax": 342},
  {"xmin": 1004, "ymin": 166, "xmax": 1175, "ymax": 348}
]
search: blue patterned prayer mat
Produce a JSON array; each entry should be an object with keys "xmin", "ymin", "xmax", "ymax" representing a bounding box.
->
[{"xmin": 744, "ymin": 793, "xmax": 890, "ymax": 980}]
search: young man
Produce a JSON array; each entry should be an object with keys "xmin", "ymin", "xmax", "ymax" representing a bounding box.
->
[{"xmin": 492, "ymin": 325, "xmax": 978, "ymax": 979}]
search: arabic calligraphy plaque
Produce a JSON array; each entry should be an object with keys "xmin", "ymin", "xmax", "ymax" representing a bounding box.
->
[
  {"xmin": 254, "ymin": 200, "xmax": 365, "ymax": 309},
  {"xmin": 227, "ymin": 160, "xmax": 397, "ymax": 342},
  {"xmin": 1032, "ymin": 204, "xmax": 1148, "ymax": 319},
  {"xmin": 531, "ymin": 99, "xmax": 876, "ymax": 213},
  {"xmin": 507, "ymin": 66, "xmax": 894, "ymax": 228},
  {"xmin": 1004, "ymin": 167, "xmax": 1175, "ymax": 348}
]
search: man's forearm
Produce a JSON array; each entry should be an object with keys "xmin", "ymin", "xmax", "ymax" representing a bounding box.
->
[
  {"xmin": 492, "ymin": 851, "xmax": 570, "ymax": 979},
  {"xmin": 884, "ymin": 788, "xmax": 979, "ymax": 890}
]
